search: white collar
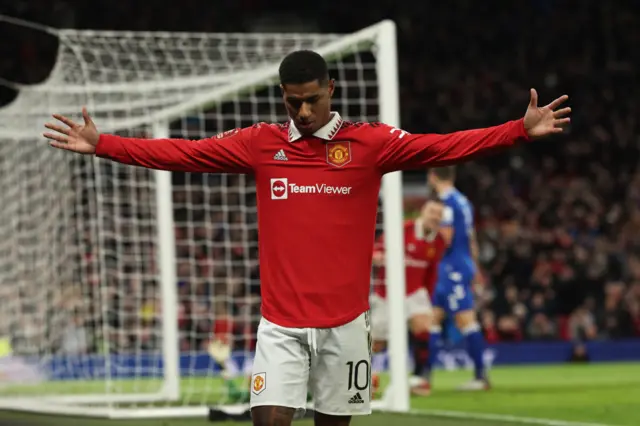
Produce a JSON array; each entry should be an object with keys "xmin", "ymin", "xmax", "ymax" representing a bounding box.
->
[
  {"xmin": 415, "ymin": 220, "xmax": 437, "ymax": 242},
  {"xmin": 288, "ymin": 112, "xmax": 343, "ymax": 142}
]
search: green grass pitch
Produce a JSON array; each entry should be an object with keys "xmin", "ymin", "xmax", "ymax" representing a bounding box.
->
[{"xmin": 1, "ymin": 362, "xmax": 639, "ymax": 426}]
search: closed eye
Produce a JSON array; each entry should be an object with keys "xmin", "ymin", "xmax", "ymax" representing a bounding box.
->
[
  {"xmin": 287, "ymin": 99, "xmax": 302, "ymax": 109},
  {"xmin": 286, "ymin": 96, "xmax": 319, "ymax": 109}
]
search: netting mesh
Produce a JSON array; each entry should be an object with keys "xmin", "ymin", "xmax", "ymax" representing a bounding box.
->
[
  {"xmin": 0, "ymin": 26, "xmax": 388, "ymax": 413},
  {"xmin": 0, "ymin": 31, "xmax": 342, "ymax": 138}
]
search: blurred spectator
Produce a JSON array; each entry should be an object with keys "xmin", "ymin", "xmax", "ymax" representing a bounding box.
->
[
  {"xmin": 527, "ymin": 313, "xmax": 557, "ymax": 341},
  {"xmin": 568, "ymin": 307, "xmax": 598, "ymax": 342},
  {"xmin": 568, "ymin": 343, "xmax": 590, "ymax": 363},
  {"xmin": 60, "ymin": 316, "xmax": 89, "ymax": 355}
]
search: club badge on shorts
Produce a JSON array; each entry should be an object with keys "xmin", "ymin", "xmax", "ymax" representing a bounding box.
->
[
  {"xmin": 326, "ymin": 142, "xmax": 351, "ymax": 167},
  {"xmin": 252, "ymin": 372, "xmax": 266, "ymax": 395}
]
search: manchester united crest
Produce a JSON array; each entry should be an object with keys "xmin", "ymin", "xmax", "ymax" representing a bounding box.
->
[
  {"xmin": 252, "ymin": 372, "xmax": 266, "ymax": 395},
  {"xmin": 326, "ymin": 142, "xmax": 351, "ymax": 167}
]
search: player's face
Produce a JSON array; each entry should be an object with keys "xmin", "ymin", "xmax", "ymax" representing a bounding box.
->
[
  {"xmin": 422, "ymin": 201, "xmax": 443, "ymax": 231},
  {"xmin": 281, "ymin": 79, "xmax": 335, "ymax": 135},
  {"xmin": 427, "ymin": 170, "xmax": 439, "ymax": 188}
]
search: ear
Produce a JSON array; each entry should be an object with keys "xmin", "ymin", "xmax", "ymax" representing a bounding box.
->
[
  {"xmin": 328, "ymin": 79, "xmax": 335, "ymax": 97},
  {"xmin": 280, "ymin": 84, "xmax": 286, "ymax": 96}
]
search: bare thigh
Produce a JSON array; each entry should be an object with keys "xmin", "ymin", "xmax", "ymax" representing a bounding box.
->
[
  {"xmin": 454, "ymin": 309, "xmax": 477, "ymax": 329},
  {"xmin": 315, "ymin": 411, "xmax": 352, "ymax": 426},
  {"xmin": 251, "ymin": 406, "xmax": 296, "ymax": 426},
  {"xmin": 431, "ymin": 306, "xmax": 446, "ymax": 326}
]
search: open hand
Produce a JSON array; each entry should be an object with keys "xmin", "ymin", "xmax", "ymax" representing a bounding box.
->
[
  {"xmin": 523, "ymin": 89, "xmax": 571, "ymax": 139},
  {"xmin": 44, "ymin": 107, "xmax": 99, "ymax": 154}
]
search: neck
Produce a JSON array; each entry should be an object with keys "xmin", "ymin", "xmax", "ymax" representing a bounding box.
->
[
  {"xmin": 434, "ymin": 182, "xmax": 454, "ymax": 196},
  {"xmin": 319, "ymin": 112, "xmax": 334, "ymax": 127},
  {"xmin": 302, "ymin": 112, "xmax": 333, "ymax": 135}
]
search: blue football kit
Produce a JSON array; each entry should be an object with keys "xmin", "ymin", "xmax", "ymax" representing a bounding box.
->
[{"xmin": 433, "ymin": 188, "xmax": 476, "ymax": 314}]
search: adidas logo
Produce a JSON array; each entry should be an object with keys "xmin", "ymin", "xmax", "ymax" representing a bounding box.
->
[
  {"xmin": 348, "ymin": 392, "xmax": 365, "ymax": 404},
  {"xmin": 273, "ymin": 149, "xmax": 288, "ymax": 161}
]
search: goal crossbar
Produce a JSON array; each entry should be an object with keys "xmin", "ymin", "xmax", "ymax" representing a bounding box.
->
[{"xmin": 0, "ymin": 19, "xmax": 394, "ymax": 138}]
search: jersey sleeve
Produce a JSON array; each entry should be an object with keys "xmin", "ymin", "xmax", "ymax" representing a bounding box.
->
[
  {"xmin": 376, "ymin": 119, "xmax": 529, "ymax": 173},
  {"xmin": 95, "ymin": 125, "xmax": 258, "ymax": 174}
]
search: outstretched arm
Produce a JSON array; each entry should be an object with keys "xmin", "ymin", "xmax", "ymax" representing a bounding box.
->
[
  {"xmin": 95, "ymin": 129, "xmax": 255, "ymax": 174},
  {"xmin": 377, "ymin": 89, "xmax": 570, "ymax": 173},
  {"xmin": 44, "ymin": 109, "xmax": 256, "ymax": 174}
]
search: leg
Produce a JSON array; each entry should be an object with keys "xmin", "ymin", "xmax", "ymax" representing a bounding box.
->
[
  {"xmin": 250, "ymin": 318, "xmax": 310, "ymax": 425},
  {"xmin": 450, "ymin": 281, "xmax": 487, "ymax": 382},
  {"xmin": 310, "ymin": 311, "xmax": 372, "ymax": 418},
  {"xmin": 446, "ymin": 282, "xmax": 488, "ymax": 387},
  {"xmin": 407, "ymin": 316, "xmax": 431, "ymax": 396},
  {"xmin": 454, "ymin": 308, "xmax": 488, "ymax": 383},
  {"xmin": 408, "ymin": 315, "xmax": 430, "ymax": 377},
  {"xmin": 314, "ymin": 411, "xmax": 352, "ymax": 426},
  {"xmin": 406, "ymin": 289, "xmax": 433, "ymax": 379},
  {"xmin": 425, "ymin": 306, "xmax": 445, "ymax": 380},
  {"xmin": 368, "ymin": 295, "xmax": 388, "ymax": 398},
  {"xmin": 251, "ymin": 406, "xmax": 296, "ymax": 426},
  {"xmin": 424, "ymin": 282, "xmax": 449, "ymax": 382},
  {"xmin": 370, "ymin": 339, "xmax": 385, "ymax": 398}
]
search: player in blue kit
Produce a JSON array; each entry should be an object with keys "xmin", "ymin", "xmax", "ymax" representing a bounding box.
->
[{"xmin": 425, "ymin": 166, "xmax": 489, "ymax": 392}]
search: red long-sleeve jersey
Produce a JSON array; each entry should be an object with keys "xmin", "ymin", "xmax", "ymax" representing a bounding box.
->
[
  {"xmin": 95, "ymin": 112, "xmax": 529, "ymax": 328},
  {"xmin": 373, "ymin": 220, "xmax": 446, "ymax": 298}
]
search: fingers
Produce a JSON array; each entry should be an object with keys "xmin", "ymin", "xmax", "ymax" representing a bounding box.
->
[
  {"xmin": 44, "ymin": 122, "xmax": 70, "ymax": 135},
  {"xmin": 43, "ymin": 131, "xmax": 68, "ymax": 143},
  {"xmin": 529, "ymin": 88, "xmax": 538, "ymax": 108},
  {"xmin": 553, "ymin": 107, "xmax": 571, "ymax": 118},
  {"xmin": 547, "ymin": 118, "xmax": 570, "ymax": 134},
  {"xmin": 82, "ymin": 107, "xmax": 92, "ymax": 126},
  {"xmin": 545, "ymin": 95, "xmax": 569, "ymax": 110},
  {"xmin": 48, "ymin": 141, "xmax": 73, "ymax": 150},
  {"xmin": 52, "ymin": 113, "xmax": 77, "ymax": 128}
]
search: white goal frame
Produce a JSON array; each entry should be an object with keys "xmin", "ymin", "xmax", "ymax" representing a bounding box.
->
[{"xmin": 0, "ymin": 18, "xmax": 408, "ymax": 418}]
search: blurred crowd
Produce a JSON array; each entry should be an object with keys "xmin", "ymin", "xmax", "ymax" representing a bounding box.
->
[{"xmin": 1, "ymin": 0, "xmax": 639, "ymax": 355}]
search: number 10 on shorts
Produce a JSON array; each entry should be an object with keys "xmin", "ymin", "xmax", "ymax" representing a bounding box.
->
[{"xmin": 346, "ymin": 360, "xmax": 370, "ymax": 391}]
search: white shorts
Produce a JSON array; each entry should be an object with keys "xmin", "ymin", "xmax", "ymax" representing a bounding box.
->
[
  {"xmin": 250, "ymin": 312, "xmax": 372, "ymax": 417},
  {"xmin": 370, "ymin": 288, "xmax": 432, "ymax": 341}
]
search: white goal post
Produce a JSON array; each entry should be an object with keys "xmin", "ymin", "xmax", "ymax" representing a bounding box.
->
[{"xmin": 0, "ymin": 16, "xmax": 408, "ymax": 418}]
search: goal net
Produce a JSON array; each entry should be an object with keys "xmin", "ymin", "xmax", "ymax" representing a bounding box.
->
[{"xmin": 0, "ymin": 18, "xmax": 408, "ymax": 418}]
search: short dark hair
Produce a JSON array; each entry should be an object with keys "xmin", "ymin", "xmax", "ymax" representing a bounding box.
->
[
  {"xmin": 432, "ymin": 166, "xmax": 456, "ymax": 181},
  {"xmin": 279, "ymin": 50, "xmax": 329, "ymax": 86}
]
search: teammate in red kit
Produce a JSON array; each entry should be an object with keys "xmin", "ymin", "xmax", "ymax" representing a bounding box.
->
[
  {"xmin": 43, "ymin": 50, "xmax": 570, "ymax": 426},
  {"xmin": 370, "ymin": 197, "xmax": 446, "ymax": 397}
]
